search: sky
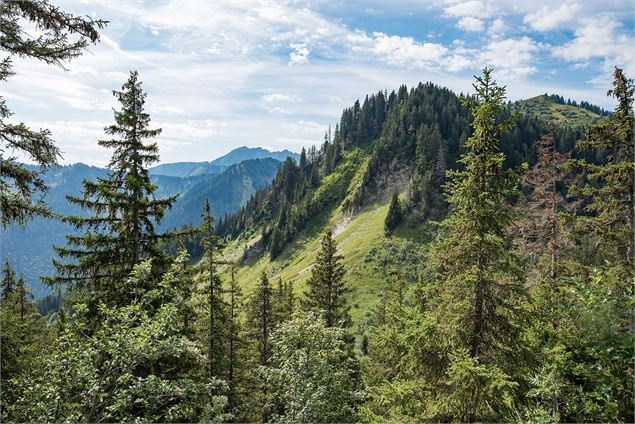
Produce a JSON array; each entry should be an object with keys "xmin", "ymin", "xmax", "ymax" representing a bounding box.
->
[{"xmin": 4, "ymin": 0, "xmax": 635, "ymax": 166}]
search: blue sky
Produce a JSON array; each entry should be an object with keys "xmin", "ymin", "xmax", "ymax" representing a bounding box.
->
[{"xmin": 5, "ymin": 0, "xmax": 634, "ymax": 166}]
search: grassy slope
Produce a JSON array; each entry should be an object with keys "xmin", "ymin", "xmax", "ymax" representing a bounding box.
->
[
  {"xmin": 219, "ymin": 149, "xmax": 429, "ymax": 325},
  {"xmin": 510, "ymin": 94, "xmax": 604, "ymax": 126}
]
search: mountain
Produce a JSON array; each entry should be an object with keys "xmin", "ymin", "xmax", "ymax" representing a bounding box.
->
[
  {"xmin": 1, "ymin": 158, "xmax": 284, "ymax": 298},
  {"xmin": 161, "ymin": 158, "xmax": 283, "ymax": 230},
  {"xmin": 149, "ymin": 146, "xmax": 299, "ymax": 177},
  {"xmin": 209, "ymin": 146, "xmax": 299, "ymax": 167},
  {"xmin": 148, "ymin": 162, "xmax": 226, "ymax": 178},
  {"xmin": 215, "ymin": 83, "xmax": 598, "ymax": 322},
  {"xmin": 508, "ymin": 93, "xmax": 609, "ymax": 127}
]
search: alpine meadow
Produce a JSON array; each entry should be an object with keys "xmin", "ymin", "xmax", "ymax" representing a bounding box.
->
[{"xmin": 1, "ymin": 1, "xmax": 634, "ymax": 422}]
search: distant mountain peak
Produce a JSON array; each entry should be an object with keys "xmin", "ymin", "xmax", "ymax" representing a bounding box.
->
[{"xmin": 149, "ymin": 146, "xmax": 299, "ymax": 177}]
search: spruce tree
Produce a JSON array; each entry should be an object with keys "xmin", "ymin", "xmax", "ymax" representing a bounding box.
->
[
  {"xmin": 384, "ymin": 191, "xmax": 403, "ymax": 234},
  {"xmin": 304, "ymin": 230, "xmax": 350, "ymax": 328},
  {"xmin": 200, "ymin": 199, "xmax": 228, "ymax": 381},
  {"xmin": 226, "ymin": 264, "xmax": 244, "ymax": 414},
  {"xmin": 569, "ymin": 67, "xmax": 634, "ymax": 268},
  {"xmin": 432, "ymin": 68, "xmax": 524, "ymax": 361},
  {"xmin": 0, "ymin": 260, "xmax": 46, "ymax": 421},
  {"xmin": 244, "ymin": 270, "xmax": 274, "ymax": 422},
  {"xmin": 0, "ymin": 1, "xmax": 105, "ymax": 228},
  {"xmin": 47, "ymin": 71, "xmax": 178, "ymax": 309}
]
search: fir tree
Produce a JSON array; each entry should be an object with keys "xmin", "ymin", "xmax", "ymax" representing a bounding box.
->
[
  {"xmin": 0, "ymin": 260, "xmax": 47, "ymax": 421},
  {"xmin": 244, "ymin": 270, "xmax": 274, "ymax": 422},
  {"xmin": 0, "ymin": 1, "xmax": 105, "ymax": 228},
  {"xmin": 384, "ymin": 191, "xmax": 403, "ymax": 234},
  {"xmin": 226, "ymin": 264, "xmax": 244, "ymax": 414},
  {"xmin": 432, "ymin": 68, "xmax": 524, "ymax": 362},
  {"xmin": 304, "ymin": 230, "xmax": 350, "ymax": 328},
  {"xmin": 569, "ymin": 67, "xmax": 634, "ymax": 268},
  {"xmin": 47, "ymin": 71, "xmax": 178, "ymax": 309},
  {"xmin": 200, "ymin": 199, "xmax": 228, "ymax": 381}
]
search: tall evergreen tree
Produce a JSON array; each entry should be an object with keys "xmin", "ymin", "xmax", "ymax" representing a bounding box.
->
[
  {"xmin": 384, "ymin": 191, "xmax": 403, "ymax": 234},
  {"xmin": 304, "ymin": 230, "xmax": 350, "ymax": 328},
  {"xmin": 0, "ymin": 260, "xmax": 47, "ymax": 422},
  {"xmin": 200, "ymin": 199, "xmax": 228, "ymax": 380},
  {"xmin": 226, "ymin": 264, "xmax": 245, "ymax": 415},
  {"xmin": 0, "ymin": 1, "xmax": 105, "ymax": 228},
  {"xmin": 569, "ymin": 67, "xmax": 634, "ymax": 268},
  {"xmin": 47, "ymin": 71, "xmax": 178, "ymax": 309},
  {"xmin": 432, "ymin": 68, "xmax": 524, "ymax": 360},
  {"xmin": 244, "ymin": 270, "xmax": 274, "ymax": 422}
]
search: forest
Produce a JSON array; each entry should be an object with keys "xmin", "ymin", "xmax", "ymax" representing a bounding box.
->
[{"xmin": 0, "ymin": 1, "xmax": 633, "ymax": 423}]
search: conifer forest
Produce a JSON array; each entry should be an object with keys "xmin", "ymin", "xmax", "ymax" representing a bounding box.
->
[{"xmin": 0, "ymin": 1, "xmax": 633, "ymax": 422}]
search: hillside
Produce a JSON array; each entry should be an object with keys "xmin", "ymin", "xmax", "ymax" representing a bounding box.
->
[
  {"xmin": 216, "ymin": 83, "xmax": 593, "ymax": 322},
  {"xmin": 508, "ymin": 94, "xmax": 608, "ymax": 126},
  {"xmin": 149, "ymin": 146, "xmax": 299, "ymax": 177},
  {"xmin": 1, "ymin": 158, "xmax": 284, "ymax": 297}
]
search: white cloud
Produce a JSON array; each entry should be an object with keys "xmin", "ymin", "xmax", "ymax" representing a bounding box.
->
[
  {"xmin": 488, "ymin": 18, "xmax": 507, "ymax": 38},
  {"xmin": 58, "ymin": 95, "xmax": 113, "ymax": 111},
  {"xmin": 443, "ymin": 1, "xmax": 494, "ymax": 19},
  {"xmin": 523, "ymin": 3, "xmax": 581, "ymax": 31},
  {"xmin": 262, "ymin": 93, "xmax": 300, "ymax": 103},
  {"xmin": 553, "ymin": 16, "xmax": 635, "ymax": 76},
  {"xmin": 149, "ymin": 104, "xmax": 188, "ymax": 115},
  {"xmin": 288, "ymin": 43, "xmax": 310, "ymax": 65},
  {"xmin": 480, "ymin": 36, "xmax": 542, "ymax": 79},
  {"xmin": 355, "ymin": 32, "xmax": 450, "ymax": 70},
  {"xmin": 457, "ymin": 16, "xmax": 484, "ymax": 32}
]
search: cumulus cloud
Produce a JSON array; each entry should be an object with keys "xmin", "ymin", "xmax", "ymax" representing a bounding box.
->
[
  {"xmin": 480, "ymin": 36, "xmax": 542, "ymax": 79},
  {"xmin": 443, "ymin": 0, "xmax": 494, "ymax": 19},
  {"xmin": 524, "ymin": 3, "xmax": 581, "ymax": 31},
  {"xmin": 457, "ymin": 16, "xmax": 484, "ymax": 32},
  {"xmin": 488, "ymin": 18, "xmax": 507, "ymax": 38},
  {"xmin": 288, "ymin": 43, "xmax": 310, "ymax": 65},
  {"xmin": 353, "ymin": 32, "xmax": 453, "ymax": 70},
  {"xmin": 553, "ymin": 16, "xmax": 635, "ymax": 76}
]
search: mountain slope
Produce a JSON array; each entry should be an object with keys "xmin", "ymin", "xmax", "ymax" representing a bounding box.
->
[
  {"xmin": 161, "ymin": 158, "xmax": 283, "ymax": 230},
  {"xmin": 2, "ymin": 158, "xmax": 284, "ymax": 297},
  {"xmin": 216, "ymin": 83, "xmax": 595, "ymax": 324},
  {"xmin": 509, "ymin": 94, "xmax": 608, "ymax": 126},
  {"xmin": 149, "ymin": 146, "xmax": 299, "ymax": 177}
]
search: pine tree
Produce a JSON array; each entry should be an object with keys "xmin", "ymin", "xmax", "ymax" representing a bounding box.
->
[
  {"xmin": 384, "ymin": 191, "xmax": 403, "ymax": 234},
  {"xmin": 0, "ymin": 260, "xmax": 47, "ymax": 422},
  {"xmin": 226, "ymin": 264, "xmax": 244, "ymax": 414},
  {"xmin": 200, "ymin": 199, "xmax": 228, "ymax": 381},
  {"xmin": 569, "ymin": 67, "xmax": 634, "ymax": 268},
  {"xmin": 304, "ymin": 230, "xmax": 350, "ymax": 328},
  {"xmin": 0, "ymin": 1, "xmax": 105, "ymax": 228},
  {"xmin": 244, "ymin": 270, "xmax": 274, "ymax": 422},
  {"xmin": 47, "ymin": 71, "xmax": 178, "ymax": 309},
  {"xmin": 273, "ymin": 277, "xmax": 294, "ymax": 324},
  {"xmin": 432, "ymin": 68, "xmax": 524, "ymax": 362}
]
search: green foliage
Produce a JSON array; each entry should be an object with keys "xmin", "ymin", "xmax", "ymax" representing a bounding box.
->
[
  {"xmin": 47, "ymin": 71, "xmax": 178, "ymax": 312},
  {"xmin": 303, "ymin": 230, "xmax": 351, "ymax": 328},
  {"xmin": 569, "ymin": 67, "xmax": 634, "ymax": 267},
  {"xmin": 262, "ymin": 312, "xmax": 360, "ymax": 423},
  {"xmin": 0, "ymin": 0, "xmax": 105, "ymax": 228},
  {"xmin": 7, "ymin": 254, "xmax": 229, "ymax": 423},
  {"xmin": 0, "ymin": 260, "xmax": 50, "ymax": 421},
  {"xmin": 384, "ymin": 191, "xmax": 402, "ymax": 234},
  {"xmin": 431, "ymin": 68, "xmax": 525, "ymax": 360}
]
